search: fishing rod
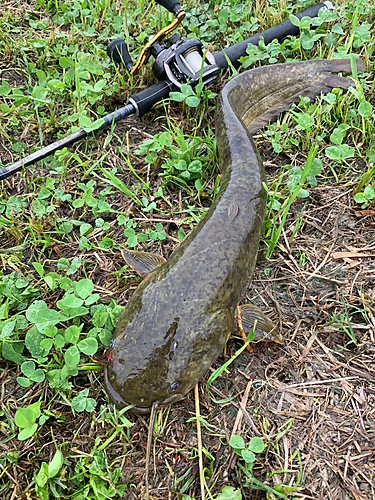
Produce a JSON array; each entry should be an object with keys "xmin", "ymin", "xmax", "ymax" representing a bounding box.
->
[{"xmin": 0, "ymin": 0, "xmax": 333, "ymax": 181}]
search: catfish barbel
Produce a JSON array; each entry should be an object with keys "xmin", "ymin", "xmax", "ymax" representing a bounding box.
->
[{"xmin": 103, "ymin": 58, "xmax": 364, "ymax": 414}]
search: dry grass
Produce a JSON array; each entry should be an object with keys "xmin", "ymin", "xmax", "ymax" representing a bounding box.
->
[{"xmin": 1, "ymin": 0, "xmax": 374, "ymax": 498}]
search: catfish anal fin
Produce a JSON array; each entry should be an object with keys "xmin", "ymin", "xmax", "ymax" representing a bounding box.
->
[{"xmin": 235, "ymin": 304, "xmax": 282, "ymax": 344}]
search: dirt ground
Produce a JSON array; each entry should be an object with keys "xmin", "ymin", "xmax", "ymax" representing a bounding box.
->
[
  {"xmin": 1, "ymin": 52, "xmax": 375, "ymax": 497},
  {"xmin": 2, "ymin": 106, "xmax": 375, "ymax": 499}
]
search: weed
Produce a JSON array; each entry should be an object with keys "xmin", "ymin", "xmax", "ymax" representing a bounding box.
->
[
  {"xmin": 0, "ymin": 0, "xmax": 374, "ymax": 498},
  {"xmin": 354, "ymin": 185, "xmax": 375, "ymax": 208},
  {"xmin": 34, "ymin": 447, "xmax": 64, "ymax": 500},
  {"xmin": 14, "ymin": 401, "xmax": 46, "ymax": 440}
]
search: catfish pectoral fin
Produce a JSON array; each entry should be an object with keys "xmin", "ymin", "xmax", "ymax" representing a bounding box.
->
[
  {"xmin": 121, "ymin": 248, "xmax": 166, "ymax": 278},
  {"xmin": 235, "ymin": 304, "xmax": 282, "ymax": 344}
]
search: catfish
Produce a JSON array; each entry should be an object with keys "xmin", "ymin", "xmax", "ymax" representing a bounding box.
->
[{"xmin": 103, "ymin": 58, "xmax": 365, "ymax": 414}]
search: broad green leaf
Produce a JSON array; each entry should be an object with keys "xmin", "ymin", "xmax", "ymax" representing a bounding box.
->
[
  {"xmin": 326, "ymin": 144, "xmax": 354, "ymax": 161},
  {"xmin": 67, "ymin": 257, "xmax": 82, "ymax": 275},
  {"xmin": 85, "ymin": 293, "xmax": 100, "ymax": 305},
  {"xmin": 177, "ymin": 227, "xmax": 186, "ymax": 241},
  {"xmin": 77, "ymin": 337, "xmax": 98, "ymax": 355},
  {"xmin": 295, "ymin": 113, "xmax": 314, "ymax": 130},
  {"xmin": 364, "ymin": 185, "xmax": 375, "ymax": 199},
  {"xmin": 85, "ymin": 398, "xmax": 96, "ymax": 412},
  {"xmin": 0, "ymin": 80, "xmax": 12, "ymax": 95},
  {"xmin": 59, "ymin": 57, "xmax": 73, "ymax": 68},
  {"xmin": 75, "ymin": 279, "xmax": 94, "ymax": 299},
  {"xmin": 58, "ymin": 306, "xmax": 89, "ymax": 320},
  {"xmin": 40, "ymin": 339, "xmax": 53, "ymax": 352},
  {"xmin": 28, "ymin": 401, "xmax": 42, "ymax": 418},
  {"xmin": 44, "ymin": 325, "xmax": 57, "ymax": 337},
  {"xmin": 289, "ymin": 14, "xmax": 300, "ymax": 27},
  {"xmin": 241, "ymin": 449, "xmax": 256, "ymax": 463},
  {"xmin": 34, "ymin": 309, "xmax": 61, "ymax": 333},
  {"xmin": 169, "ymin": 92, "xmax": 186, "ymax": 102},
  {"xmin": 332, "ymin": 23, "xmax": 344, "ymax": 35},
  {"xmin": 175, "ymin": 160, "xmax": 187, "ymax": 171},
  {"xmin": 248, "ymin": 437, "xmax": 265, "ymax": 453},
  {"xmin": 229, "ymin": 435, "xmax": 245, "ymax": 449},
  {"xmin": 309, "ymin": 158, "xmax": 322, "ymax": 176},
  {"xmin": 71, "ymin": 393, "xmax": 87, "ymax": 412},
  {"xmin": 330, "ymin": 129, "xmax": 344, "ymax": 145},
  {"xmin": 297, "ymin": 188, "xmax": 310, "ymax": 198},
  {"xmin": 1, "ymin": 320, "xmax": 16, "ymax": 338},
  {"xmin": 185, "ymin": 96, "xmax": 200, "ymax": 108},
  {"xmin": 64, "ymin": 325, "xmax": 80, "ymax": 344},
  {"xmin": 126, "ymin": 235, "xmax": 138, "ymax": 247},
  {"xmin": 79, "ymin": 115, "xmax": 92, "ymax": 128},
  {"xmin": 21, "ymin": 360, "xmax": 36, "ymax": 378},
  {"xmin": 18, "ymin": 424, "xmax": 38, "ymax": 441},
  {"xmin": 124, "ymin": 228, "xmax": 135, "ymax": 238},
  {"xmin": 26, "ymin": 302, "xmax": 61, "ymax": 332},
  {"xmin": 70, "ymin": 203, "xmax": 86, "ymax": 216},
  {"xmin": 64, "ymin": 345, "xmax": 80, "ymax": 367},
  {"xmin": 17, "ymin": 377, "xmax": 31, "ymax": 387},
  {"xmin": 216, "ymin": 486, "xmax": 242, "ymax": 500},
  {"xmin": 44, "ymin": 275, "xmax": 55, "ymax": 290},
  {"xmin": 48, "ymin": 449, "xmax": 63, "ymax": 478},
  {"xmin": 15, "ymin": 407, "xmax": 37, "ymax": 428},
  {"xmin": 180, "ymin": 83, "xmax": 194, "ymax": 97},
  {"xmin": 32, "ymin": 262, "xmax": 44, "ymax": 278},
  {"xmin": 299, "ymin": 16, "xmax": 311, "ymax": 29},
  {"xmin": 79, "ymin": 223, "xmax": 93, "ymax": 236},
  {"xmin": 354, "ymin": 192, "xmax": 366, "ymax": 204},
  {"xmin": 36, "ymin": 462, "xmax": 49, "ymax": 487},
  {"xmin": 188, "ymin": 160, "xmax": 202, "ymax": 173},
  {"xmin": 30, "ymin": 369, "xmax": 45, "ymax": 383},
  {"xmin": 98, "ymin": 329, "xmax": 112, "ymax": 346},
  {"xmin": 57, "ymin": 258, "xmax": 69, "ymax": 270},
  {"xmin": 54, "ymin": 334, "xmax": 65, "ymax": 348},
  {"xmin": 25, "ymin": 300, "xmax": 48, "ymax": 322},
  {"xmin": 325, "ymin": 32, "xmax": 337, "ymax": 47},
  {"xmin": 218, "ymin": 9, "xmax": 228, "ymax": 24},
  {"xmin": 358, "ymin": 101, "xmax": 372, "ymax": 118},
  {"xmin": 57, "ymin": 294, "xmax": 84, "ymax": 309},
  {"xmin": 2, "ymin": 341, "xmax": 25, "ymax": 364}
]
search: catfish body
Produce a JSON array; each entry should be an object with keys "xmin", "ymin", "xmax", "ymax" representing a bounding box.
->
[{"xmin": 104, "ymin": 59, "xmax": 364, "ymax": 413}]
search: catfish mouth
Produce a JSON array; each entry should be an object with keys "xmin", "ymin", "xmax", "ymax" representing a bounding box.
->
[{"xmin": 103, "ymin": 366, "xmax": 183, "ymax": 414}]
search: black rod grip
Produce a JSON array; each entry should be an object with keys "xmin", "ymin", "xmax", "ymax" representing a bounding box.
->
[
  {"xmin": 214, "ymin": 2, "xmax": 332, "ymax": 70},
  {"xmin": 129, "ymin": 80, "xmax": 174, "ymax": 117}
]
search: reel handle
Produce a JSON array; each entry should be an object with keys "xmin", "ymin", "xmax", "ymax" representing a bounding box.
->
[
  {"xmin": 155, "ymin": 0, "xmax": 183, "ymax": 16},
  {"xmin": 107, "ymin": 39, "xmax": 133, "ymax": 71},
  {"xmin": 106, "ymin": 0, "xmax": 185, "ymax": 74}
]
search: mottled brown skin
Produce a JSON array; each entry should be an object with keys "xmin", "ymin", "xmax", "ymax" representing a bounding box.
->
[{"xmin": 104, "ymin": 59, "xmax": 364, "ymax": 414}]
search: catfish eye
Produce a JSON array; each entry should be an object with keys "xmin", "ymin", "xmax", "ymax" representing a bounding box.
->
[
  {"xmin": 109, "ymin": 338, "xmax": 115, "ymax": 349},
  {"xmin": 169, "ymin": 382, "xmax": 179, "ymax": 392}
]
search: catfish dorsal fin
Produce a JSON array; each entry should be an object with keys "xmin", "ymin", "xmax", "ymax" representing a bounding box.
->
[{"xmin": 121, "ymin": 249, "xmax": 166, "ymax": 278}]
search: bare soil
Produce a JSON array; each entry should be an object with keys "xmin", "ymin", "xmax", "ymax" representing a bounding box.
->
[{"xmin": 1, "ymin": 87, "xmax": 375, "ymax": 500}]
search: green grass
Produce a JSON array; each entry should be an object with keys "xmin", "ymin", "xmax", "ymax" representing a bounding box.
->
[{"xmin": 0, "ymin": 0, "xmax": 374, "ymax": 498}]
